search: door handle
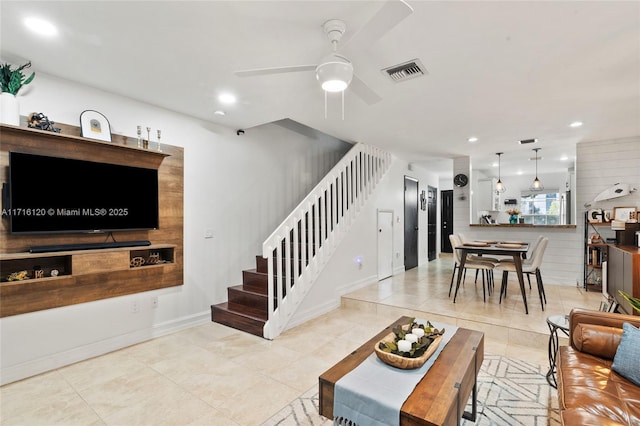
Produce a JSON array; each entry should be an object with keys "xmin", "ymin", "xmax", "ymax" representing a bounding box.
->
[{"xmin": 379, "ymin": 229, "xmax": 382, "ymax": 232}]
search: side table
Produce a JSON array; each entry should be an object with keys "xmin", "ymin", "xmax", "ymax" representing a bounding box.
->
[{"xmin": 546, "ymin": 314, "xmax": 569, "ymax": 388}]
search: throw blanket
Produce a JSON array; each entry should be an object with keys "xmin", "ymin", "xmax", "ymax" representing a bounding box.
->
[{"xmin": 333, "ymin": 320, "xmax": 458, "ymax": 426}]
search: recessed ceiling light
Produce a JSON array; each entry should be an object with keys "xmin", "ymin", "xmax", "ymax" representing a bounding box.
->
[
  {"xmin": 468, "ymin": 137, "xmax": 478, "ymax": 143},
  {"xmin": 517, "ymin": 170, "xmax": 523, "ymax": 175},
  {"xmin": 492, "ymin": 162, "xmax": 498, "ymax": 168},
  {"xmin": 560, "ymin": 155, "xmax": 569, "ymax": 161},
  {"xmin": 214, "ymin": 110, "xmax": 226, "ymax": 116},
  {"xmin": 24, "ymin": 17, "xmax": 58, "ymax": 37},
  {"xmin": 218, "ymin": 93, "xmax": 236, "ymax": 104},
  {"xmin": 569, "ymin": 121, "xmax": 583, "ymax": 128}
]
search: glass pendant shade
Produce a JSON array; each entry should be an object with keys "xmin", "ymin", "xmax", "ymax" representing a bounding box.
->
[
  {"xmin": 530, "ymin": 148, "xmax": 544, "ymax": 191},
  {"xmin": 495, "ymin": 152, "xmax": 506, "ymax": 193}
]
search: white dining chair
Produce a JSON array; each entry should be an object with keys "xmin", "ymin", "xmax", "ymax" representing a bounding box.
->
[
  {"xmin": 449, "ymin": 234, "xmax": 496, "ymax": 302},
  {"xmin": 498, "ymin": 234, "xmax": 545, "ymax": 289},
  {"xmin": 495, "ymin": 237, "xmax": 548, "ymax": 311}
]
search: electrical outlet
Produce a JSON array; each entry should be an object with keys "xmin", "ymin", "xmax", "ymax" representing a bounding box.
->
[
  {"xmin": 204, "ymin": 228, "xmax": 214, "ymax": 239},
  {"xmin": 151, "ymin": 296, "xmax": 158, "ymax": 309},
  {"xmin": 131, "ymin": 300, "xmax": 139, "ymax": 313}
]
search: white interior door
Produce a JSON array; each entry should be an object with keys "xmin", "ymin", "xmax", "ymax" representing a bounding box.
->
[{"xmin": 377, "ymin": 210, "xmax": 393, "ymax": 280}]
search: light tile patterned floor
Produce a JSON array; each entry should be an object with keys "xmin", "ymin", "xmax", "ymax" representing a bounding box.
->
[{"xmin": 0, "ymin": 257, "xmax": 602, "ymax": 425}]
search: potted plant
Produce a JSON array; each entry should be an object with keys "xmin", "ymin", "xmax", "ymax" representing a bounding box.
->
[
  {"xmin": 506, "ymin": 208, "xmax": 520, "ymax": 224},
  {"xmin": 619, "ymin": 290, "xmax": 640, "ymax": 314},
  {"xmin": 0, "ymin": 61, "xmax": 35, "ymax": 125}
]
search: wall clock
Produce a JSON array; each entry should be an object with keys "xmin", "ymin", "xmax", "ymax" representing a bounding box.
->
[{"xmin": 454, "ymin": 173, "xmax": 468, "ymax": 188}]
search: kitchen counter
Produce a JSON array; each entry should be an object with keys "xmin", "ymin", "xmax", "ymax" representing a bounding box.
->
[{"xmin": 470, "ymin": 224, "xmax": 576, "ymax": 229}]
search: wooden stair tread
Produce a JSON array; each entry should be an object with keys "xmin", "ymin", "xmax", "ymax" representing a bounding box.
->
[{"xmin": 210, "ymin": 302, "xmax": 265, "ymax": 337}]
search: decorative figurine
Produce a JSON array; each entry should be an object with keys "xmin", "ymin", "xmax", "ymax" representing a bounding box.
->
[
  {"xmin": 144, "ymin": 126, "xmax": 150, "ymax": 149},
  {"xmin": 137, "ymin": 125, "xmax": 142, "ymax": 148},
  {"xmin": 27, "ymin": 112, "xmax": 61, "ymax": 133},
  {"xmin": 156, "ymin": 129, "xmax": 162, "ymax": 152}
]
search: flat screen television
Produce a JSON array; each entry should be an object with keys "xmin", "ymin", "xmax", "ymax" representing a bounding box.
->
[{"xmin": 5, "ymin": 152, "xmax": 159, "ymax": 234}]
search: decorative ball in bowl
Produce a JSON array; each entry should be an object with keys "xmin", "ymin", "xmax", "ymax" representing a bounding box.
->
[{"xmin": 374, "ymin": 319, "xmax": 445, "ymax": 369}]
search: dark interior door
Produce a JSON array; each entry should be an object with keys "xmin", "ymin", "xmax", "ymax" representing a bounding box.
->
[
  {"xmin": 427, "ymin": 186, "xmax": 437, "ymax": 261},
  {"xmin": 404, "ymin": 177, "xmax": 419, "ymax": 270},
  {"xmin": 441, "ymin": 190, "xmax": 453, "ymax": 253}
]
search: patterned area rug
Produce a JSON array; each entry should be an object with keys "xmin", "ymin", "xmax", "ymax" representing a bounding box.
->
[{"xmin": 261, "ymin": 354, "xmax": 560, "ymax": 426}]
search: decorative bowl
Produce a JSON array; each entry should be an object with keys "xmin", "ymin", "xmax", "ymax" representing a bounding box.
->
[
  {"xmin": 375, "ymin": 334, "xmax": 442, "ymax": 369},
  {"xmin": 374, "ymin": 329, "xmax": 443, "ymax": 370}
]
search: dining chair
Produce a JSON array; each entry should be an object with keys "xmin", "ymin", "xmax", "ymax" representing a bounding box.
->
[
  {"xmin": 456, "ymin": 233, "xmax": 499, "ymax": 286},
  {"xmin": 449, "ymin": 234, "xmax": 496, "ymax": 302},
  {"xmin": 498, "ymin": 234, "xmax": 545, "ymax": 289},
  {"xmin": 495, "ymin": 237, "xmax": 548, "ymax": 311}
]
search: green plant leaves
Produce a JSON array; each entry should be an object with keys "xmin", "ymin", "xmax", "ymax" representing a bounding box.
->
[
  {"xmin": 0, "ymin": 61, "xmax": 35, "ymax": 95},
  {"xmin": 619, "ymin": 290, "xmax": 640, "ymax": 314}
]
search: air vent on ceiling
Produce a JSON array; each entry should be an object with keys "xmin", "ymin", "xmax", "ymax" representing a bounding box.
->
[
  {"xmin": 519, "ymin": 138, "xmax": 538, "ymax": 144},
  {"xmin": 382, "ymin": 59, "xmax": 427, "ymax": 83}
]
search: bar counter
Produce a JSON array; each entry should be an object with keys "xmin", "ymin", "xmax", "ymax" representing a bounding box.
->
[{"xmin": 470, "ymin": 224, "xmax": 576, "ymax": 229}]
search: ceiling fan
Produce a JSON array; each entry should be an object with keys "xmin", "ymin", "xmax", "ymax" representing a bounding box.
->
[{"xmin": 233, "ymin": 0, "xmax": 414, "ymax": 105}]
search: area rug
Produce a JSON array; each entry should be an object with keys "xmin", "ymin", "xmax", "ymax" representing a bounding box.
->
[{"xmin": 261, "ymin": 354, "xmax": 560, "ymax": 426}]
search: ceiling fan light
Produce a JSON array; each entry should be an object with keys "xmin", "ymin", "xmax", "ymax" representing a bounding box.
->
[
  {"xmin": 321, "ymin": 79, "xmax": 349, "ymax": 92},
  {"xmin": 316, "ymin": 54, "xmax": 353, "ymax": 92}
]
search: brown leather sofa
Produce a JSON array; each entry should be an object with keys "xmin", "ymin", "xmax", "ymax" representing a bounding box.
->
[{"xmin": 557, "ymin": 308, "xmax": 640, "ymax": 425}]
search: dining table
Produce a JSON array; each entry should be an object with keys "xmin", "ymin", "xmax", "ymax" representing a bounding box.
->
[{"xmin": 453, "ymin": 240, "xmax": 531, "ymax": 314}]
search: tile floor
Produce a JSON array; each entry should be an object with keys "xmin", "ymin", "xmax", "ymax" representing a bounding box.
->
[{"xmin": 0, "ymin": 257, "xmax": 602, "ymax": 426}]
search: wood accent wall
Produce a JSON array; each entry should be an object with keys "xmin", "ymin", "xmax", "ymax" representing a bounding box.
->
[{"xmin": 0, "ymin": 123, "xmax": 184, "ymax": 317}]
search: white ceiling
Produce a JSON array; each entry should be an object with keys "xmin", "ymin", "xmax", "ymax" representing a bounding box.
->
[{"xmin": 2, "ymin": 1, "xmax": 639, "ymax": 179}]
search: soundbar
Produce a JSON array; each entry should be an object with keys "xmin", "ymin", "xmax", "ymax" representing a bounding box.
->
[{"xmin": 30, "ymin": 240, "xmax": 151, "ymax": 253}]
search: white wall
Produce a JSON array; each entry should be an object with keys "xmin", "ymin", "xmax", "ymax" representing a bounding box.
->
[
  {"xmin": 0, "ymin": 73, "xmax": 351, "ymax": 384},
  {"xmin": 576, "ymin": 136, "xmax": 640, "ymax": 283},
  {"xmin": 453, "ymin": 135, "xmax": 640, "ymax": 286},
  {"xmin": 286, "ymin": 159, "xmax": 440, "ymax": 329}
]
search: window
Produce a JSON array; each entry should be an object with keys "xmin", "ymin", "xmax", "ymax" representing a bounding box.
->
[{"xmin": 520, "ymin": 192, "xmax": 562, "ymax": 225}]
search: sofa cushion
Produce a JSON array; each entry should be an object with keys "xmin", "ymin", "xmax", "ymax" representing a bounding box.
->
[
  {"xmin": 612, "ymin": 323, "xmax": 640, "ymax": 386},
  {"xmin": 557, "ymin": 346, "xmax": 640, "ymax": 425},
  {"xmin": 572, "ymin": 324, "xmax": 622, "ymax": 360}
]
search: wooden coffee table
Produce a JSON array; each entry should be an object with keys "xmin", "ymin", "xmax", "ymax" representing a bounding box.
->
[{"xmin": 319, "ymin": 316, "xmax": 484, "ymax": 426}]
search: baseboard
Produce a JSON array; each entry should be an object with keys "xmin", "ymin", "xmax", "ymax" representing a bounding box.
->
[
  {"xmin": 283, "ymin": 274, "xmax": 378, "ymax": 334},
  {"xmin": 283, "ymin": 298, "xmax": 340, "ymax": 332},
  {"xmin": 337, "ymin": 274, "xmax": 379, "ymax": 296},
  {"xmin": 0, "ymin": 310, "xmax": 210, "ymax": 386}
]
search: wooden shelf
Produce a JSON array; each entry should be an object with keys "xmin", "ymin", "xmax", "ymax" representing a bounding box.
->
[
  {"xmin": 0, "ymin": 123, "xmax": 171, "ymax": 158},
  {"xmin": 0, "ymin": 122, "xmax": 184, "ymax": 317}
]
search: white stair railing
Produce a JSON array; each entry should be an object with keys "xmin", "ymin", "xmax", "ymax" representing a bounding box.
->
[{"xmin": 262, "ymin": 143, "xmax": 392, "ymax": 339}]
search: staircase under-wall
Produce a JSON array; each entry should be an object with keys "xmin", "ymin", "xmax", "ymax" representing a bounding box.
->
[{"xmin": 211, "ymin": 143, "xmax": 392, "ymax": 339}]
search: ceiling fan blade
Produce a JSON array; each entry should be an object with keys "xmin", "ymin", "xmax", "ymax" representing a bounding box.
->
[
  {"xmin": 234, "ymin": 64, "xmax": 317, "ymax": 77},
  {"xmin": 342, "ymin": 0, "xmax": 413, "ymax": 51},
  {"xmin": 349, "ymin": 74, "xmax": 382, "ymax": 105}
]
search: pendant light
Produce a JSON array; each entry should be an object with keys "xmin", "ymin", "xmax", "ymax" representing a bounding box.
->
[
  {"xmin": 530, "ymin": 148, "xmax": 544, "ymax": 191},
  {"xmin": 495, "ymin": 152, "xmax": 506, "ymax": 193}
]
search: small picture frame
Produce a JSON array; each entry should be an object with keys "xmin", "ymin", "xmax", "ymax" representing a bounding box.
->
[
  {"xmin": 80, "ymin": 110, "xmax": 112, "ymax": 142},
  {"xmin": 613, "ymin": 206, "xmax": 637, "ymax": 223}
]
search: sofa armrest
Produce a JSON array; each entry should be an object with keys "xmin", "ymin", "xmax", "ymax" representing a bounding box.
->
[{"xmin": 569, "ymin": 308, "xmax": 640, "ymax": 351}]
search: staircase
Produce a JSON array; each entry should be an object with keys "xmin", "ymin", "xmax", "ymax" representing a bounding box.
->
[
  {"xmin": 211, "ymin": 143, "xmax": 392, "ymax": 339},
  {"xmin": 210, "ymin": 255, "xmax": 270, "ymax": 337}
]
